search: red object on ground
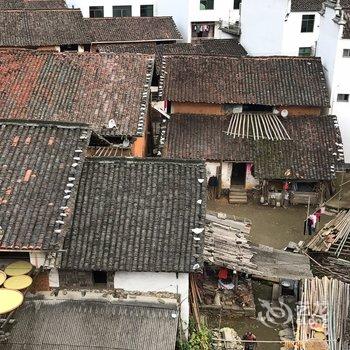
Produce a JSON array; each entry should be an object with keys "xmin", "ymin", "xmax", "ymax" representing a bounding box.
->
[{"xmin": 218, "ymin": 267, "xmax": 229, "ymax": 280}]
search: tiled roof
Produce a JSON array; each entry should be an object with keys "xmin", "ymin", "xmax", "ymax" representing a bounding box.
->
[
  {"xmin": 2, "ymin": 299, "xmax": 179, "ymax": 350},
  {"xmin": 0, "ymin": 9, "xmax": 91, "ymax": 47},
  {"xmin": 0, "ymin": 121, "xmax": 91, "ymax": 251},
  {"xmin": 159, "ymin": 55, "xmax": 330, "ymax": 107},
  {"xmin": 97, "ymin": 40, "xmax": 247, "ymax": 75},
  {"xmin": 163, "ymin": 114, "xmax": 343, "ymax": 180},
  {"xmin": 291, "ymin": 0, "xmax": 324, "ymax": 12},
  {"xmin": 0, "ymin": 50, "xmax": 154, "ymax": 137},
  {"xmin": 0, "ymin": 0, "xmax": 66, "ymax": 9},
  {"xmin": 61, "ymin": 157, "xmax": 206, "ymax": 272},
  {"xmin": 96, "ymin": 42, "xmax": 157, "ymax": 54},
  {"xmin": 86, "ymin": 16, "xmax": 182, "ymax": 43}
]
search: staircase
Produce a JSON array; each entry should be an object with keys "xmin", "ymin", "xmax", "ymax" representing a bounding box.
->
[{"xmin": 229, "ymin": 185, "xmax": 247, "ymax": 204}]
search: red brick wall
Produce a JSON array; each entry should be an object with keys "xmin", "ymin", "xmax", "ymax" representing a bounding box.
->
[{"xmin": 31, "ymin": 272, "xmax": 50, "ymax": 292}]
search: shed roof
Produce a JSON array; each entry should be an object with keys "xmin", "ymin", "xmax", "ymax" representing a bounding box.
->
[
  {"xmin": 2, "ymin": 299, "xmax": 179, "ymax": 350},
  {"xmin": 0, "ymin": 0, "xmax": 67, "ymax": 10},
  {"xmin": 291, "ymin": 0, "xmax": 324, "ymax": 12},
  {"xmin": 0, "ymin": 9, "xmax": 90, "ymax": 47},
  {"xmin": 61, "ymin": 157, "xmax": 206, "ymax": 273},
  {"xmin": 0, "ymin": 121, "xmax": 91, "ymax": 251},
  {"xmin": 159, "ymin": 55, "xmax": 330, "ymax": 107},
  {"xmin": 163, "ymin": 114, "xmax": 343, "ymax": 181},
  {"xmin": 86, "ymin": 16, "xmax": 182, "ymax": 43},
  {"xmin": 0, "ymin": 50, "xmax": 154, "ymax": 137}
]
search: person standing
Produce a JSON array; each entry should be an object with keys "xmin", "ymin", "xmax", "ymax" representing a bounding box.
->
[{"xmin": 242, "ymin": 331, "xmax": 257, "ymax": 350}]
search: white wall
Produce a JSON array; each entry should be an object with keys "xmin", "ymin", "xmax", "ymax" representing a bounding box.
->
[
  {"xmin": 157, "ymin": 0, "xmax": 189, "ymax": 42},
  {"xmin": 67, "ymin": 0, "xmax": 157, "ymax": 17},
  {"xmin": 332, "ymin": 38, "xmax": 350, "ymax": 163},
  {"xmin": 317, "ymin": 5, "xmax": 350, "ymax": 163},
  {"xmin": 206, "ymin": 162, "xmax": 232, "ymax": 189},
  {"xmin": 241, "ymin": 0, "xmax": 288, "ymax": 55},
  {"xmin": 282, "ymin": 12, "xmax": 320, "ymax": 56},
  {"xmin": 114, "ymin": 272, "xmax": 189, "ymax": 332},
  {"xmin": 30, "ymin": 251, "xmax": 46, "ymax": 268},
  {"xmin": 158, "ymin": 0, "xmax": 239, "ymax": 42},
  {"xmin": 241, "ymin": 0, "xmax": 320, "ymax": 56}
]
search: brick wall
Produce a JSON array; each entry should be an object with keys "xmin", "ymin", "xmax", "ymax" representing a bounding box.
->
[
  {"xmin": 276, "ymin": 106, "xmax": 322, "ymax": 117},
  {"xmin": 172, "ymin": 102, "xmax": 225, "ymax": 115},
  {"xmin": 31, "ymin": 272, "xmax": 50, "ymax": 292},
  {"xmin": 59, "ymin": 270, "xmax": 114, "ymax": 289}
]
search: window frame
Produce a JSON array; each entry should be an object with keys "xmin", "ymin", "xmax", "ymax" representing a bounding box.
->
[
  {"xmin": 112, "ymin": 5, "xmax": 132, "ymax": 17},
  {"xmin": 140, "ymin": 4, "xmax": 154, "ymax": 17},
  {"xmin": 298, "ymin": 47, "xmax": 312, "ymax": 57},
  {"xmin": 89, "ymin": 6, "xmax": 104, "ymax": 18},
  {"xmin": 233, "ymin": 0, "xmax": 241, "ymax": 10},
  {"xmin": 343, "ymin": 49, "xmax": 350, "ymax": 57},
  {"xmin": 200, "ymin": 0, "xmax": 214, "ymax": 10},
  {"xmin": 301, "ymin": 14, "xmax": 315, "ymax": 33},
  {"xmin": 337, "ymin": 94, "xmax": 349, "ymax": 102}
]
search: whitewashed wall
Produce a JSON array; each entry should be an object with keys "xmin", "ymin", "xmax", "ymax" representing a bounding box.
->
[
  {"xmin": 206, "ymin": 162, "xmax": 232, "ymax": 189},
  {"xmin": 157, "ymin": 0, "xmax": 189, "ymax": 42},
  {"xmin": 241, "ymin": 0, "xmax": 320, "ymax": 56},
  {"xmin": 241, "ymin": 0, "xmax": 288, "ymax": 55},
  {"xmin": 114, "ymin": 272, "xmax": 189, "ymax": 332},
  {"xmin": 159, "ymin": 0, "xmax": 240, "ymax": 42},
  {"xmin": 317, "ymin": 5, "xmax": 350, "ymax": 163},
  {"xmin": 30, "ymin": 251, "xmax": 46, "ymax": 268},
  {"xmin": 332, "ymin": 38, "xmax": 350, "ymax": 163},
  {"xmin": 281, "ymin": 12, "xmax": 320, "ymax": 56},
  {"xmin": 67, "ymin": 0, "xmax": 157, "ymax": 17}
]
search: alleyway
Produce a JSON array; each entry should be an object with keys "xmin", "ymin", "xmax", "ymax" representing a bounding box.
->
[{"xmin": 208, "ymin": 199, "xmax": 331, "ymax": 250}]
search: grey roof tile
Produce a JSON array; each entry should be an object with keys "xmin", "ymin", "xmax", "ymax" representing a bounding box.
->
[
  {"xmin": 163, "ymin": 114, "xmax": 343, "ymax": 181},
  {"xmin": 0, "ymin": 50, "xmax": 154, "ymax": 137},
  {"xmin": 2, "ymin": 299, "xmax": 179, "ymax": 350},
  {"xmin": 159, "ymin": 55, "xmax": 330, "ymax": 107},
  {"xmin": 0, "ymin": 121, "xmax": 91, "ymax": 250},
  {"xmin": 86, "ymin": 16, "xmax": 182, "ymax": 43},
  {"xmin": 61, "ymin": 157, "xmax": 206, "ymax": 272},
  {"xmin": 0, "ymin": 9, "xmax": 91, "ymax": 47}
]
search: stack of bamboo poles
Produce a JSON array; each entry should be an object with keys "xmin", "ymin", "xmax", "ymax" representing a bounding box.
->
[
  {"xmin": 306, "ymin": 210, "xmax": 350, "ymax": 256},
  {"xmin": 295, "ymin": 277, "xmax": 350, "ymax": 350}
]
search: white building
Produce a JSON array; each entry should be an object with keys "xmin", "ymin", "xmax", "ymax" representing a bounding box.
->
[
  {"xmin": 240, "ymin": 0, "xmax": 322, "ymax": 56},
  {"xmin": 67, "ymin": 0, "xmax": 240, "ymax": 42},
  {"xmin": 67, "ymin": 0, "xmax": 156, "ymax": 17},
  {"xmin": 317, "ymin": 1, "xmax": 350, "ymax": 163}
]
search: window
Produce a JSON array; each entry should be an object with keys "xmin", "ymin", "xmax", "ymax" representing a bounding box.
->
[
  {"xmin": 191, "ymin": 22, "xmax": 215, "ymax": 40},
  {"xmin": 140, "ymin": 4, "xmax": 153, "ymax": 17},
  {"xmin": 60, "ymin": 45, "xmax": 79, "ymax": 52},
  {"xmin": 301, "ymin": 14, "xmax": 315, "ymax": 32},
  {"xmin": 298, "ymin": 47, "xmax": 312, "ymax": 56},
  {"xmin": 343, "ymin": 49, "xmax": 350, "ymax": 57},
  {"xmin": 233, "ymin": 0, "xmax": 241, "ymax": 10},
  {"xmin": 92, "ymin": 271, "xmax": 107, "ymax": 286},
  {"xmin": 113, "ymin": 5, "xmax": 132, "ymax": 17},
  {"xmin": 337, "ymin": 94, "xmax": 349, "ymax": 102},
  {"xmin": 200, "ymin": 0, "xmax": 214, "ymax": 10},
  {"xmin": 89, "ymin": 6, "xmax": 104, "ymax": 18}
]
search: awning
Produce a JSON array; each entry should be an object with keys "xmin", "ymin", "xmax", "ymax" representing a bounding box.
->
[{"xmin": 225, "ymin": 113, "xmax": 291, "ymax": 141}]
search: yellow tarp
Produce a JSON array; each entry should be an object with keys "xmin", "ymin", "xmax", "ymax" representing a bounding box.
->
[
  {"xmin": 0, "ymin": 289, "xmax": 24, "ymax": 314},
  {"xmin": 4, "ymin": 261, "xmax": 33, "ymax": 276},
  {"xmin": 0, "ymin": 270, "xmax": 6, "ymax": 286},
  {"xmin": 4, "ymin": 275, "xmax": 33, "ymax": 290}
]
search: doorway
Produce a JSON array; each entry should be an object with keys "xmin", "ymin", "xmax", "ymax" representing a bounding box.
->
[{"xmin": 231, "ymin": 163, "xmax": 246, "ymax": 186}]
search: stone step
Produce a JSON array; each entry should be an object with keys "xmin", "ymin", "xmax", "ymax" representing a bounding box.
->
[
  {"xmin": 229, "ymin": 198, "xmax": 248, "ymax": 204},
  {"xmin": 229, "ymin": 194, "xmax": 247, "ymax": 200}
]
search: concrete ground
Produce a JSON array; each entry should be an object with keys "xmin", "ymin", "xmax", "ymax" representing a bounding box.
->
[
  {"xmin": 327, "ymin": 171, "xmax": 350, "ymax": 210},
  {"xmin": 207, "ymin": 198, "xmax": 331, "ymax": 250}
]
